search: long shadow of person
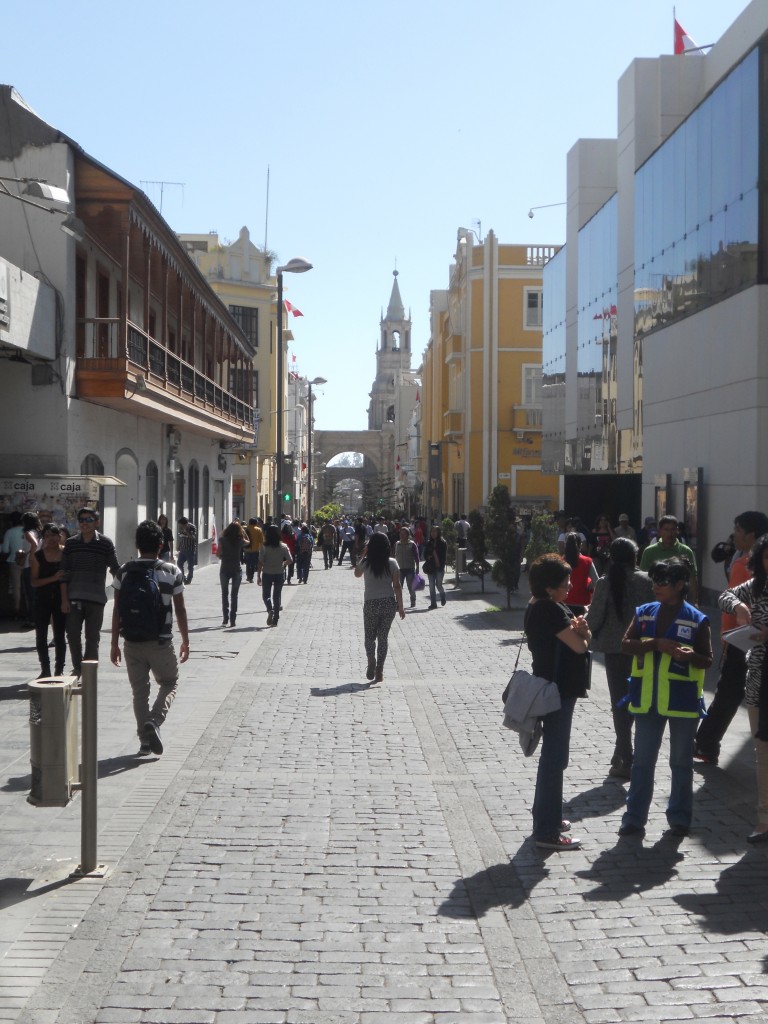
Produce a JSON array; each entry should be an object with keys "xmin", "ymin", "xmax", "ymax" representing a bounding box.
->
[
  {"xmin": 438, "ymin": 846, "xmax": 549, "ymax": 920},
  {"xmin": 563, "ymin": 781, "xmax": 628, "ymax": 822},
  {"xmin": 575, "ymin": 835, "xmax": 686, "ymax": 902},
  {"xmin": 674, "ymin": 850, "xmax": 768, "ymax": 957}
]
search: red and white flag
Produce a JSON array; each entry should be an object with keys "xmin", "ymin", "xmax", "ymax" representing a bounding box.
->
[
  {"xmin": 284, "ymin": 300, "xmax": 304, "ymax": 318},
  {"xmin": 674, "ymin": 18, "xmax": 698, "ymax": 54}
]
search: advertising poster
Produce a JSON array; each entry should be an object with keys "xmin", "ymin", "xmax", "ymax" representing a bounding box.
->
[{"xmin": 0, "ymin": 477, "xmax": 101, "ymax": 533}]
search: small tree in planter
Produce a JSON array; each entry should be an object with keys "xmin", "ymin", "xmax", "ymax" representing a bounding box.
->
[
  {"xmin": 485, "ymin": 485, "xmax": 524, "ymax": 609},
  {"xmin": 524, "ymin": 510, "xmax": 559, "ymax": 566},
  {"xmin": 466, "ymin": 509, "xmax": 492, "ymax": 592}
]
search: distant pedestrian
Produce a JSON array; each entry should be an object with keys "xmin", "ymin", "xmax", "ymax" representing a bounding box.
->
[
  {"xmin": 20, "ymin": 512, "xmax": 42, "ymax": 625},
  {"xmin": 176, "ymin": 517, "xmax": 197, "ymax": 585},
  {"xmin": 586, "ymin": 538, "xmax": 654, "ymax": 779},
  {"xmin": 338, "ymin": 521, "xmax": 356, "ymax": 565},
  {"xmin": 219, "ymin": 520, "xmax": 248, "ymax": 627},
  {"xmin": 295, "ymin": 525, "xmax": 313, "ymax": 583},
  {"xmin": 614, "ymin": 514, "xmax": 637, "ymax": 543},
  {"xmin": 60, "ymin": 508, "xmax": 119, "ymax": 677},
  {"xmin": 1, "ymin": 511, "xmax": 25, "ymax": 618},
  {"xmin": 243, "ymin": 518, "xmax": 264, "ymax": 583},
  {"xmin": 423, "ymin": 525, "xmax": 448, "ymax": 609},
  {"xmin": 563, "ymin": 533, "xmax": 598, "ymax": 614},
  {"xmin": 281, "ymin": 523, "xmax": 297, "ymax": 584},
  {"xmin": 30, "ymin": 523, "xmax": 67, "ymax": 677},
  {"xmin": 455, "ymin": 514, "xmax": 470, "ymax": 549},
  {"xmin": 110, "ymin": 519, "xmax": 189, "ymax": 758},
  {"xmin": 157, "ymin": 514, "xmax": 174, "ymax": 561},
  {"xmin": 618, "ymin": 558, "xmax": 712, "ymax": 839},
  {"xmin": 639, "ymin": 515, "xmax": 698, "ymax": 603},
  {"xmin": 394, "ymin": 526, "xmax": 420, "ymax": 609},
  {"xmin": 320, "ymin": 521, "xmax": 336, "ymax": 569},
  {"xmin": 257, "ymin": 524, "xmax": 292, "ymax": 626},
  {"xmin": 354, "ymin": 531, "xmax": 405, "ymax": 683}
]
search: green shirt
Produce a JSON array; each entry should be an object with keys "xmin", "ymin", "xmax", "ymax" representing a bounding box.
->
[{"xmin": 639, "ymin": 538, "xmax": 697, "ymax": 575}]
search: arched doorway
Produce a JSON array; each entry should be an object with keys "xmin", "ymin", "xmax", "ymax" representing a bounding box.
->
[{"xmin": 115, "ymin": 449, "xmax": 139, "ymax": 559}]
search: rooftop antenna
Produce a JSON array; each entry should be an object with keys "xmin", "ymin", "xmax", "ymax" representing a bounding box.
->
[{"xmin": 139, "ymin": 180, "xmax": 185, "ymax": 215}]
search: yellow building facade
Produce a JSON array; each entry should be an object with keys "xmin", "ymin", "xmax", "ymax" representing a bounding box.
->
[
  {"xmin": 179, "ymin": 227, "xmax": 277, "ymax": 521},
  {"xmin": 421, "ymin": 229, "xmax": 561, "ymax": 518}
]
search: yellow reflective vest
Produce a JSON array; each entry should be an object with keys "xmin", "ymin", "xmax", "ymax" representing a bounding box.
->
[{"xmin": 628, "ymin": 601, "xmax": 707, "ymax": 718}]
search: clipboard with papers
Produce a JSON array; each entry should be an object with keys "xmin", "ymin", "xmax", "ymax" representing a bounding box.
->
[{"xmin": 721, "ymin": 625, "xmax": 764, "ymax": 653}]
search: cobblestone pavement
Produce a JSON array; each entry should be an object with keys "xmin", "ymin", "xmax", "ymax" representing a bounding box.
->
[{"xmin": 1, "ymin": 555, "xmax": 767, "ymax": 1023}]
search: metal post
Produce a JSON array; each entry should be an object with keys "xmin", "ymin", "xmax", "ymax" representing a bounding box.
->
[
  {"xmin": 76, "ymin": 660, "xmax": 101, "ymax": 876},
  {"xmin": 307, "ymin": 382, "xmax": 314, "ymax": 524},
  {"xmin": 275, "ymin": 270, "xmax": 284, "ymax": 515}
]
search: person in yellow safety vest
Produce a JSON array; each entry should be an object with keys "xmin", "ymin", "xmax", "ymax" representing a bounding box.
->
[{"xmin": 617, "ymin": 558, "xmax": 713, "ymax": 839}]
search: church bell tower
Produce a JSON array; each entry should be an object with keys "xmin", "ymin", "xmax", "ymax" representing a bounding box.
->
[{"xmin": 368, "ymin": 271, "xmax": 412, "ymax": 430}]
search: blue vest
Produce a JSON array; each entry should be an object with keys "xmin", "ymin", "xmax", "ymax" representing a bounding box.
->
[{"xmin": 628, "ymin": 601, "xmax": 707, "ymax": 718}]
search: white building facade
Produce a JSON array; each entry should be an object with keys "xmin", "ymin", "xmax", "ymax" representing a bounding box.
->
[{"xmin": 542, "ymin": 1, "xmax": 768, "ymax": 599}]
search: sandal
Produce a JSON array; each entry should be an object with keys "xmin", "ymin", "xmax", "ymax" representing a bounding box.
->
[
  {"xmin": 559, "ymin": 819, "xmax": 571, "ymax": 833},
  {"xmin": 535, "ymin": 834, "xmax": 582, "ymax": 851}
]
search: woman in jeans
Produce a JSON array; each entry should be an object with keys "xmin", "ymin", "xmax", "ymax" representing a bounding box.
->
[
  {"xmin": 218, "ymin": 520, "xmax": 248, "ymax": 627},
  {"xmin": 394, "ymin": 526, "xmax": 420, "ymax": 609},
  {"xmin": 423, "ymin": 525, "xmax": 448, "ymax": 610},
  {"xmin": 354, "ymin": 532, "xmax": 405, "ymax": 682},
  {"xmin": 30, "ymin": 523, "xmax": 67, "ymax": 676},
  {"xmin": 257, "ymin": 524, "xmax": 293, "ymax": 627},
  {"xmin": 586, "ymin": 537, "xmax": 654, "ymax": 779},
  {"xmin": 525, "ymin": 554, "xmax": 592, "ymax": 850}
]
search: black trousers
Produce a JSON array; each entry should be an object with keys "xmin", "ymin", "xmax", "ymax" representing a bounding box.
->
[{"xmin": 695, "ymin": 644, "xmax": 747, "ymax": 757}]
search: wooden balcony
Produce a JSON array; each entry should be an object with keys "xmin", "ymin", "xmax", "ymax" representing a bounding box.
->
[{"xmin": 75, "ymin": 319, "xmax": 255, "ymax": 441}]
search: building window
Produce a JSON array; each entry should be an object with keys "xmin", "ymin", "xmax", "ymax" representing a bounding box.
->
[
  {"xmin": 229, "ymin": 305, "xmax": 258, "ymax": 347},
  {"xmin": 524, "ymin": 289, "xmax": 543, "ymax": 329},
  {"xmin": 188, "ymin": 461, "xmax": 200, "ymax": 533},
  {"xmin": 146, "ymin": 461, "xmax": 159, "ymax": 521},
  {"xmin": 229, "ymin": 368, "xmax": 257, "ymax": 403},
  {"xmin": 81, "ymin": 454, "xmax": 104, "ymax": 475},
  {"xmin": 522, "ymin": 365, "xmax": 542, "ymax": 406}
]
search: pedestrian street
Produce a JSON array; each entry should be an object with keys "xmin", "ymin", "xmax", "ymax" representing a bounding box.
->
[{"xmin": 1, "ymin": 555, "xmax": 767, "ymax": 1024}]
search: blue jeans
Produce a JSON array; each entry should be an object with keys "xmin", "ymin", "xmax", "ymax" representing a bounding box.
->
[
  {"xmin": 532, "ymin": 697, "xmax": 576, "ymax": 839},
  {"xmin": 623, "ymin": 710, "xmax": 698, "ymax": 829},
  {"xmin": 177, "ymin": 550, "xmax": 195, "ymax": 583},
  {"xmin": 220, "ymin": 567, "xmax": 242, "ymax": 622},
  {"xmin": 244, "ymin": 551, "xmax": 260, "ymax": 582},
  {"xmin": 428, "ymin": 569, "xmax": 445, "ymax": 606}
]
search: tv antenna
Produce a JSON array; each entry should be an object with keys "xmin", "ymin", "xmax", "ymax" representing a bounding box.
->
[{"xmin": 139, "ymin": 180, "xmax": 185, "ymax": 214}]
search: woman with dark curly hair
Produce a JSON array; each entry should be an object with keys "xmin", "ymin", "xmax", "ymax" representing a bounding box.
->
[
  {"xmin": 525, "ymin": 553, "xmax": 592, "ymax": 851},
  {"xmin": 718, "ymin": 534, "xmax": 768, "ymax": 843},
  {"xmin": 257, "ymin": 525, "xmax": 293, "ymax": 627},
  {"xmin": 354, "ymin": 532, "xmax": 405, "ymax": 683}
]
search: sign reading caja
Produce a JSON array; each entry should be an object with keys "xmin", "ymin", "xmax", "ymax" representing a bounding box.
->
[{"xmin": 0, "ymin": 477, "xmax": 101, "ymax": 532}]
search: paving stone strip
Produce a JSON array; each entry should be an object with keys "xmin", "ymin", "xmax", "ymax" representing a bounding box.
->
[{"xmin": 1, "ymin": 560, "xmax": 767, "ymax": 1023}]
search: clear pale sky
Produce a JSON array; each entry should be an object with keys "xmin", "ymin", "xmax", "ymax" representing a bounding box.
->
[{"xmin": 2, "ymin": 0, "xmax": 747, "ymax": 431}]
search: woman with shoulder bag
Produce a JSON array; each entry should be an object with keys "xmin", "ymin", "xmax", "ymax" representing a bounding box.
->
[
  {"xmin": 354, "ymin": 532, "xmax": 405, "ymax": 683},
  {"xmin": 586, "ymin": 537, "xmax": 654, "ymax": 779},
  {"xmin": 30, "ymin": 523, "xmax": 67, "ymax": 676},
  {"xmin": 525, "ymin": 554, "xmax": 592, "ymax": 851}
]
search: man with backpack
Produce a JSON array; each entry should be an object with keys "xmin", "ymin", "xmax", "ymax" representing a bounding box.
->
[
  {"xmin": 320, "ymin": 521, "xmax": 336, "ymax": 569},
  {"xmin": 110, "ymin": 520, "xmax": 189, "ymax": 757}
]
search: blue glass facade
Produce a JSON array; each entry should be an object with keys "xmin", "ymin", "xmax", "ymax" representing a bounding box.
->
[
  {"xmin": 634, "ymin": 47, "xmax": 760, "ymax": 336},
  {"xmin": 541, "ymin": 247, "xmax": 566, "ymax": 473}
]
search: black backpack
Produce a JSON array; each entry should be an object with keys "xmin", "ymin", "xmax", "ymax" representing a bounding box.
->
[{"xmin": 118, "ymin": 561, "xmax": 165, "ymax": 642}]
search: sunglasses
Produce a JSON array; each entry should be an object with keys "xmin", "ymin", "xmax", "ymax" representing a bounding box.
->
[{"xmin": 78, "ymin": 517, "xmax": 97, "ymax": 524}]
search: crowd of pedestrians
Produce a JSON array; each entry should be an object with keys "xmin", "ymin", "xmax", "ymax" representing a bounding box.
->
[
  {"xmin": 2, "ymin": 501, "xmax": 767, "ymax": 851},
  {"xmin": 514, "ymin": 507, "xmax": 768, "ymax": 852}
]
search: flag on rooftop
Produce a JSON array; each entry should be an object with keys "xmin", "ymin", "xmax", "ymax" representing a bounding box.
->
[{"xmin": 674, "ymin": 18, "xmax": 698, "ymax": 54}]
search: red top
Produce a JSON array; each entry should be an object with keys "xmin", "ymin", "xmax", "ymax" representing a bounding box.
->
[{"xmin": 566, "ymin": 554, "xmax": 595, "ymax": 606}]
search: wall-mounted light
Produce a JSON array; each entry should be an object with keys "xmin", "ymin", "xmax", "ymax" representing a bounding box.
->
[
  {"xmin": 527, "ymin": 202, "xmax": 566, "ymax": 219},
  {"xmin": 128, "ymin": 373, "xmax": 148, "ymax": 396}
]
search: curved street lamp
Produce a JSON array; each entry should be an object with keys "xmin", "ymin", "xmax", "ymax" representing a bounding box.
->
[{"xmin": 275, "ymin": 258, "xmax": 312, "ymax": 514}]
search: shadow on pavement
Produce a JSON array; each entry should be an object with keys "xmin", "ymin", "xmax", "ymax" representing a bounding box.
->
[
  {"xmin": 455, "ymin": 611, "xmax": 519, "ymax": 632},
  {"xmin": 575, "ymin": 836, "xmax": 685, "ymax": 900},
  {"xmin": 438, "ymin": 848, "xmax": 548, "ymax": 919},
  {"xmin": 674, "ymin": 850, "xmax": 768, "ymax": 958},
  {"xmin": 1, "ymin": 773, "xmax": 31, "ymax": 793},
  {"xmin": 98, "ymin": 753, "xmax": 156, "ymax": 777},
  {"xmin": 0, "ymin": 874, "xmax": 78, "ymax": 910},
  {"xmin": 0, "ymin": 682, "xmax": 30, "ymax": 701},
  {"xmin": 311, "ymin": 682, "xmax": 375, "ymax": 697},
  {"xmin": 565, "ymin": 780, "xmax": 629, "ymax": 821}
]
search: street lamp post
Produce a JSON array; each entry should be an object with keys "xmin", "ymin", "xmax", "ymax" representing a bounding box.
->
[
  {"xmin": 306, "ymin": 376, "xmax": 327, "ymax": 524},
  {"xmin": 275, "ymin": 258, "xmax": 313, "ymax": 515}
]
